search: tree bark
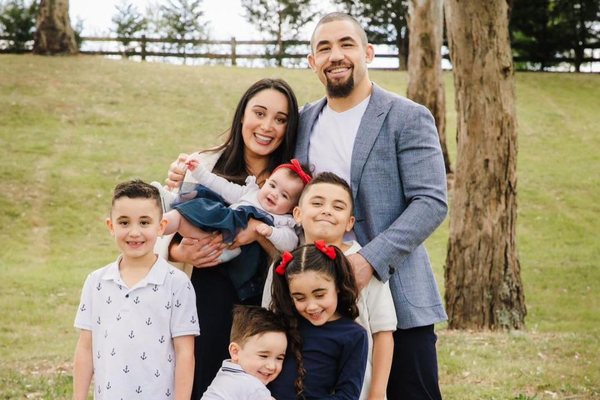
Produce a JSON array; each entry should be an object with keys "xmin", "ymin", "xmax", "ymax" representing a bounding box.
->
[
  {"xmin": 406, "ymin": 0, "xmax": 451, "ymax": 174},
  {"xmin": 444, "ymin": 0, "xmax": 526, "ymax": 330},
  {"xmin": 33, "ymin": 0, "xmax": 77, "ymax": 55}
]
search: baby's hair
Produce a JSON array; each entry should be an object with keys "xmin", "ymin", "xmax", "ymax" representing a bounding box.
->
[
  {"xmin": 111, "ymin": 180, "xmax": 162, "ymax": 217},
  {"xmin": 300, "ymin": 172, "xmax": 354, "ymax": 213},
  {"xmin": 270, "ymin": 244, "xmax": 360, "ymax": 398},
  {"xmin": 230, "ymin": 305, "xmax": 287, "ymax": 347}
]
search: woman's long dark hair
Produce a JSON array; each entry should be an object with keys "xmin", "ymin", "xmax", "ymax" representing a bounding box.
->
[
  {"xmin": 270, "ymin": 244, "xmax": 361, "ymax": 398},
  {"xmin": 208, "ymin": 78, "xmax": 299, "ymax": 185}
]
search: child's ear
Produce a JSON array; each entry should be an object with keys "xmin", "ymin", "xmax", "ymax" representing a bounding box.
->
[
  {"xmin": 292, "ymin": 206, "xmax": 302, "ymax": 224},
  {"xmin": 158, "ymin": 217, "xmax": 168, "ymax": 236},
  {"xmin": 106, "ymin": 218, "xmax": 115, "ymax": 236},
  {"xmin": 229, "ymin": 342, "xmax": 241, "ymax": 362},
  {"xmin": 345, "ymin": 215, "xmax": 356, "ymax": 232}
]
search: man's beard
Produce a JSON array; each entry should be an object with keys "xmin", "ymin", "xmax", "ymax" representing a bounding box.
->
[{"xmin": 326, "ymin": 71, "xmax": 355, "ymax": 99}]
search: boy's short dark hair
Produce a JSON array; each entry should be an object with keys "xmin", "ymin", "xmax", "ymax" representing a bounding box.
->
[
  {"xmin": 300, "ymin": 172, "xmax": 354, "ymax": 214},
  {"xmin": 230, "ymin": 305, "xmax": 286, "ymax": 346},
  {"xmin": 111, "ymin": 180, "xmax": 163, "ymax": 217}
]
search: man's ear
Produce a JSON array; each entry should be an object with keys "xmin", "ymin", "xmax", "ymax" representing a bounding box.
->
[
  {"xmin": 229, "ymin": 342, "xmax": 241, "ymax": 362},
  {"xmin": 365, "ymin": 43, "xmax": 375, "ymax": 64},
  {"xmin": 292, "ymin": 206, "xmax": 302, "ymax": 224},
  {"xmin": 307, "ymin": 53, "xmax": 317, "ymax": 72},
  {"xmin": 345, "ymin": 215, "xmax": 356, "ymax": 233},
  {"xmin": 106, "ymin": 218, "xmax": 115, "ymax": 236}
]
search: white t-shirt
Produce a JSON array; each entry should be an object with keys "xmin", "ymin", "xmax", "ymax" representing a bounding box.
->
[
  {"xmin": 344, "ymin": 241, "xmax": 397, "ymax": 400},
  {"xmin": 308, "ymin": 96, "xmax": 370, "ymax": 183},
  {"xmin": 74, "ymin": 256, "xmax": 200, "ymax": 399}
]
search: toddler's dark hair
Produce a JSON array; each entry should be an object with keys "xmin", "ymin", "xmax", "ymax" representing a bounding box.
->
[{"xmin": 230, "ymin": 305, "xmax": 286, "ymax": 347}]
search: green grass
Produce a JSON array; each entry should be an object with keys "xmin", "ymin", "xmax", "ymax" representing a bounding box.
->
[{"xmin": 1, "ymin": 55, "xmax": 599, "ymax": 399}]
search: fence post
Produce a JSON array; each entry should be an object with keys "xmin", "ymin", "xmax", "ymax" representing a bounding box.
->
[
  {"xmin": 141, "ymin": 35, "xmax": 147, "ymax": 61},
  {"xmin": 231, "ymin": 37, "xmax": 237, "ymax": 66}
]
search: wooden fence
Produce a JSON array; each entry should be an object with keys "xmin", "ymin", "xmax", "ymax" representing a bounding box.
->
[
  {"xmin": 77, "ymin": 36, "xmax": 403, "ymax": 68},
  {"xmin": 1, "ymin": 35, "xmax": 599, "ymax": 71}
]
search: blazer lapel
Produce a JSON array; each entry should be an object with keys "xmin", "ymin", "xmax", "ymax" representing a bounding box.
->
[
  {"xmin": 351, "ymin": 84, "xmax": 392, "ymax": 198},
  {"xmin": 295, "ymin": 98, "xmax": 327, "ymax": 164}
]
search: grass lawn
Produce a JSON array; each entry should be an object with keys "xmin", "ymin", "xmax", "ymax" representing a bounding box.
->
[{"xmin": 1, "ymin": 54, "xmax": 598, "ymax": 399}]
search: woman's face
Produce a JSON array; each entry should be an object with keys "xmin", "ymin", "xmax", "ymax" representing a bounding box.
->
[{"xmin": 241, "ymin": 89, "xmax": 289, "ymax": 162}]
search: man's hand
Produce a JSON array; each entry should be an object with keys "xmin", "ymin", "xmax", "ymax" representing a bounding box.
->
[
  {"xmin": 255, "ymin": 223, "xmax": 273, "ymax": 238},
  {"xmin": 347, "ymin": 253, "xmax": 374, "ymax": 291},
  {"xmin": 165, "ymin": 153, "xmax": 189, "ymax": 190}
]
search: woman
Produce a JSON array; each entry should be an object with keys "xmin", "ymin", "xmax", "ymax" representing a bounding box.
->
[{"xmin": 156, "ymin": 78, "xmax": 299, "ymax": 398}]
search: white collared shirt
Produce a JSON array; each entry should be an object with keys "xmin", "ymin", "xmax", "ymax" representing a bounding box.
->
[
  {"xmin": 74, "ymin": 255, "xmax": 200, "ymax": 399},
  {"xmin": 201, "ymin": 360, "xmax": 272, "ymax": 400}
]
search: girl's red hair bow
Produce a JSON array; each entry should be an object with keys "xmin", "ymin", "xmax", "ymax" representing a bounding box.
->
[
  {"xmin": 314, "ymin": 240, "xmax": 336, "ymax": 260},
  {"xmin": 275, "ymin": 251, "xmax": 293, "ymax": 276}
]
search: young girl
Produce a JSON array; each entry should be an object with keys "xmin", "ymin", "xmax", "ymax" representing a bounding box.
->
[
  {"xmin": 155, "ymin": 158, "xmax": 311, "ymax": 260},
  {"xmin": 268, "ymin": 242, "xmax": 368, "ymax": 399}
]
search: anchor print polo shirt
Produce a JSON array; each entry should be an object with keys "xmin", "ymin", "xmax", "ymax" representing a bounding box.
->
[{"xmin": 75, "ymin": 255, "xmax": 200, "ymax": 399}]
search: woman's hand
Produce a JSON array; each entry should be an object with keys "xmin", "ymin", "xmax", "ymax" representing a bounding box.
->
[
  {"xmin": 169, "ymin": 233, "xmax": 226, "ymax": 268},
  {"xmin": 165, "ymin": 153, "xmax": 189, "ymax": 190}
]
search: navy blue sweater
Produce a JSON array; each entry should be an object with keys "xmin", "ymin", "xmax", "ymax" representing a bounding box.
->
[{"xmin": 269, "ymin": 317, "xmax": 368, "ymax": 400}]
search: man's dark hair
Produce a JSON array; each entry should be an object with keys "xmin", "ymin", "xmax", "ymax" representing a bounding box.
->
[
  {"xmin": 111, "ymin": 180, "xmax": 163, "ymax": 217},
  {"xmin": 310, "ymin": 12, "xmax": 368, "ymax": 54},
  {"xmin": 230, "ymin": 305, "xmax": 287, "ymax": 346}
]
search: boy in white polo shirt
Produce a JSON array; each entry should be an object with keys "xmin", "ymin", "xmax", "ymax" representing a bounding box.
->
[
  {"xmin": 73, "ymin": 180, "xmax": 200, "ymax": 400},
  {"xmin": 201, "ymin": 305, "xmax": 287, "ymax": 400}
]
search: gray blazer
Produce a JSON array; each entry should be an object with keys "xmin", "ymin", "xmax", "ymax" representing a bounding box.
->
[{"xmin": 295, "ymin": 83, "xmax": 448, "ymax": 329}]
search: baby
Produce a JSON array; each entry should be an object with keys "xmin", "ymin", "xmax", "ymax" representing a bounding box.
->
[
  {"xmin": 201, "ymin": 305, "xmax": 287, "ymax": 400},
  {"xmin": 156, "ymin": 158, "xmax": 311, "ymax": 261}
]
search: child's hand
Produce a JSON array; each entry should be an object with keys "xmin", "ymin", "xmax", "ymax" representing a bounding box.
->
[
  {"xmin": 186, "ymin": 157, "xmax": 200, "ymax": 172},
  {"xmin": 255, "ymin": 223, "xmax": 273, "ymax": 238}
]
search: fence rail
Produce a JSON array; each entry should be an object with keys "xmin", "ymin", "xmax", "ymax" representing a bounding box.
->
[{"xmin": 1, "ymin": 35, "xmax": 599, "ymax": 71}]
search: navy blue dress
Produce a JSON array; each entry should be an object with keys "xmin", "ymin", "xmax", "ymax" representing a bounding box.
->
[
  {"xmin": 269, "ymin": 317, "xmax": 368, "ymax": 400},
  {"xmin": 174, "ymin": 184, "xmax": 273, "ymax": 301}
]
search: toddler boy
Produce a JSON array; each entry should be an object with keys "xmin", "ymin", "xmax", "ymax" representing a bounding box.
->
[
  {"xmin": 201, "ymin": 305, "xmax": 287, "ymax": 400},
  {"xmin": 73, "ymin": 180, "xmax": 200, "ymax": 400}
]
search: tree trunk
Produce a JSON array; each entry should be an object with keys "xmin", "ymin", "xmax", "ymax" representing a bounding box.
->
[
  {"xmin": 33, "ymin": 0, "xmax": 77, "ymax": 55},
  {"xmin": 406, "ymin": 0, "xmax": 451, "ymax": 174},
  {"xmin": 444, "ymin": 0, "xmax": 526, "ymax": 330}
]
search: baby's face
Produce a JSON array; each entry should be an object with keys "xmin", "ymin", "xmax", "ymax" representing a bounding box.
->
[
  {"xmin": 232, "ymin": 331, "xmax": 287, "ymax": 385},
  {"xmin": 258, "ymin": 169, "xmax": 304, "ymax": 215}
]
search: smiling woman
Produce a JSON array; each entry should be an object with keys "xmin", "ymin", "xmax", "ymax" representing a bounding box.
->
[{"xmin": 154, "ymin": 77, "xmax": 300, "ymax": 398}]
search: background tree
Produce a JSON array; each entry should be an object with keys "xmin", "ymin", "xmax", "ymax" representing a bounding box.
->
[
  {"xmin": 509, "ymin": 0, "xmax": 562, "ymax": 71},
  {"xmin": 0, "ymin": 0, "xmax": 38, "ymax": 51},
  {"xmin": 338, "ymin": 0, "xmax": 410, "ymax": 70},
  {"xmin": 510, "ymin": 0, "xmax": 600, "ymax": 72},
  {"xmin": 444, "ymin": 0, "xmax": 526, "ymax": 330},
  {"xmin": 33, "ymin": 0, "xmax": 77, "ymax": 55},
  {"xmin": 553, "ymin": 0, "xmax": 600, "ymax": 72},
  {"xmin": 241, "ymin": 0, "xmax": 316, "ymax": 67},
  {"xmin": 406, "ymin": 0, "xmax": 451, "ymax": 174},
  {"xmin": 111, "ymin": 0, "xmax": 148, "ymax": 56},
  {"xmin": 160, "ymin": 0, "xmax": 207, "ymax": 58}
]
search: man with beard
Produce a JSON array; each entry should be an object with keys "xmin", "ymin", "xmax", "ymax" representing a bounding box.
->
[{"xmin": 293, "ymin": 12, "xmax": 448, "ymax": 400}]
